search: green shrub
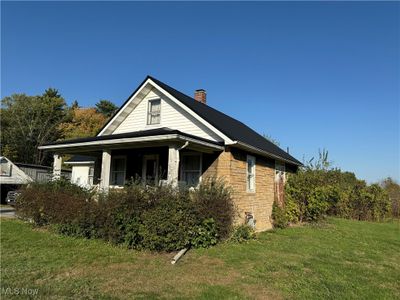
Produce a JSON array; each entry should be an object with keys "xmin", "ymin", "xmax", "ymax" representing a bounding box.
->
[
  {"xmin": 272, "ymin": 202, "xmax": 289, "ymax": 229},
  {"xmin": 15, "ymin": 179, "xmax": 236, "ymax": 251},
  {"xmin": 381, "ymin": 177, "xmax": 400, "ymax": 219},
  {"xmin": 303, "ymin": 187, "xmax": 330, "ymax": 222},
  {"xmin": 139, "ymin": 191, "xmax": 197, "ymax": 251},
  {"xmin": 230, "ymin": 224, "xmax": 255, "ymax": 243},
  {"xmin": 190, "ymin": 218, "xmax": 218, "ymax": 248},
  {"xmin": 191, "ymin": 177, "xmax": 236, "ymax": 240},
  {"xmin": 284, "ymin": 196, "xmax": 300, "ymax": 224},
  {"xmin": 16, "ymin": 179, "xmax": 92, "ymax": 226},
  {"xmin": 285, "ymin": 166, "xmax": 392, "ymax": 223}
]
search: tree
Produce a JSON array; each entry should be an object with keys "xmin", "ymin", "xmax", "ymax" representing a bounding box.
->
[
  {"xmin": 71, "ymin": 100, "xmax": 79, "ymax": 109},
  {"xmin": 58, "ymin": 107, "xmax": 107, "ymax": 140},
  {"xmin": 381, "ymin": 177, "xmax": 400, "ymax": 218},
  {"xmin": 95, "ymin": 100, "xmax": 118, "ymax": 118},
  {"xmin": 305, "ymin": 149, "xmax": 333, "ymax": 171},
  {"xmin": 1, "ymin": 89, "xmax": 67, "ymax": 165}
]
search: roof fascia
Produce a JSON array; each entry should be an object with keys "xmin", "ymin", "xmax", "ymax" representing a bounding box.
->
[
  {"xmin": 233, "ymin": 141, "xmax": 303, "ymax": 166},
  {"xmin": 98, "ymin": 78, "xmax": 153, "ymax": 136},
  {"xmin": 64, "ymin": 161, "xmax": 95, "ymax": 165},
  {"xmin": 38, "ymin": 134, "xmax": 224, "ymax": 151}
]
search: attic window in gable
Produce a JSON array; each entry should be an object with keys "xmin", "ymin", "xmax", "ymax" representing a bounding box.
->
[{"xmin": 147, "ymin": 99, "xmax": 161, "ymax": 125}]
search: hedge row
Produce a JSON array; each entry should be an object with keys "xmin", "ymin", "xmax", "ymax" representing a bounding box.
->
[
  {"xmin": 16, "ymin": 178, "xmax": 237, "ymax": 251},
  {"xmin": 272, "ymin": 169, "xmax": 392, "ymax": 228}
]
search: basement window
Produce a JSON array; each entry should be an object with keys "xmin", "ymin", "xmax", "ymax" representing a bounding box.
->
[
  {"xmin": 246, "ymin": 155, "xmax": 256, "ymax": 192},
  {"xmin": 147, "ymin": 99, "xmax": 161, "ymax": 125}
]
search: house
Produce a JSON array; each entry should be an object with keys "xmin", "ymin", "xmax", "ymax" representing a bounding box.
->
[
  {"xmin": 0, "ymin": 156, "xmax": 33, "ymax": 185},
  {"xmin": 39, "ymin": 76, "xmax": 302, "ymax": 231},
  {"xmin": 64, "ymin": 155, "xmax": 95, "ymax": 188},
  {"xmin": 0, "ymin": 156, "xmax": 71, "ymax": 203},
  {"xmin": 15, "ymin": 162, "xmax": 71, "ymax": 183}
]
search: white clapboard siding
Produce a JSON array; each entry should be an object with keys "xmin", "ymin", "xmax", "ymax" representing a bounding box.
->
[
  {"xmin": 113, "ymin": 90, "xmax": 223, "ymax": 142},
  {"xmin": 0, "ymin": 157, "xmax": 32, "ymax": 185}
]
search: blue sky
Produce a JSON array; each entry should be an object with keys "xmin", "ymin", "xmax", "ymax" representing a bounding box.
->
[{"xmin": 2, "ymin": 2, "xmax": 399, "ymax": 183}]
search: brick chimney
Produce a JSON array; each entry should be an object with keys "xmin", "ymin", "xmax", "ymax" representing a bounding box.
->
[{"xmin": 194, "ymin": 89, "xmax": 207, "ymax": 104}]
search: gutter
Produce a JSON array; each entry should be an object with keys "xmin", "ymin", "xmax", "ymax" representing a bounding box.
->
[
  {"xmin": 230, "ymin": 141, "xmax": 303, "ymax": 166},
  {"xmin": 38, "ymin": 134, "xmax": 224, "ymax": 151},
  {"xmin": 64, "ymin": 161, "xmax": 95, "ymax": 165}
]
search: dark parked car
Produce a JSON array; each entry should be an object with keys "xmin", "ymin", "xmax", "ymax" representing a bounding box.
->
[{"xmin": 6, "ymin": 191, "xmax": 20, "ymax": 206}]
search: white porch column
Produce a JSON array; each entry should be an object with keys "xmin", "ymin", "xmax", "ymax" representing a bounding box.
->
[
  {"xmin": 100, "ymin": 149, "xmax": 111, "ymax": 190},
  {"xmin": 167, "ymin": 145, "xmax": 180, "ymax": 186},
  {"xmin": 53, "ymin": 154, "xmax": 62, "ymax": 180}
]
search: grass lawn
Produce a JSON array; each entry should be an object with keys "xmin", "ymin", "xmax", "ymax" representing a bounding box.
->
[{"xmin": 1, "ymin": 218, "xmax": 399, "ymax": 299}]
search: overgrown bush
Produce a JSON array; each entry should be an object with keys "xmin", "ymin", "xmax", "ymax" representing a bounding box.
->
[
  {"xmin": 190, "ymin": 218, "xmax": 218, "ymax": 248},
  {"xmin": 284, "ymin": 196, "xmax": 300, "ymax": 223},
  {"xmin": 381, "ymin": 177, "xmax": 400, "ymax": 219},
  {"xmin": 139, "ymin": 189, "xmax": 197, "ymax": 251},
  {"xmin": 191, "ymin": 177, "xmax": 236, "ymax": 240},
  {"xmin": 15, "ymin": 178, "xmax": 235, "ymax": 252},
  {"xmin": 272, "ymin": 202, "xmax": 289, "ymax": 229},
  {"xmin": 230, "ymin": 224, "xmax": 255, "ymax": 243},
  {"xmin": 16, "ymin": 179, "xmax": 92, "ymax": 226},
  {"xmin": 281, "ymin": 152, "xmax": 392, "ymax": 225}
]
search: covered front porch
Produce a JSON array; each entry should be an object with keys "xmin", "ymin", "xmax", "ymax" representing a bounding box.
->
[{"xmin": 40, "ymin": 129, "xmax": 224, "ymax": 190}]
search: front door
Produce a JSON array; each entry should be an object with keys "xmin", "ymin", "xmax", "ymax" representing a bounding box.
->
[{"xmin": 142, "ymin": 155, "xmax": 159, "ymax": 185}]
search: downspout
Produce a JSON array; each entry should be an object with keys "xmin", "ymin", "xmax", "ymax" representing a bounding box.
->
[
  {"xmin": 171, "ymin": 141, "xmax": 191, "ymax": 264},
  {"xmin": 176, "ymin": 141, "xmax": 189, "ymax": 174},
  {"xmin": 179, "ymin": 141, "xmax": 189, "ymax": 151}
]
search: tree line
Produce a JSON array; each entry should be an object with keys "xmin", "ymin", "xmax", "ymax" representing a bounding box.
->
[{"xmin": 0, "ymin": 88, "xmax": 118, "ymax": 165}]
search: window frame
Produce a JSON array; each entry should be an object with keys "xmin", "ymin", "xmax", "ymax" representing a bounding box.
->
[
  {"xmin": 246, "ymin": 155, "xmax": 256, "ymax": 193},
  {"xmin": 146, "ymin": 98, "xmax": 161, "ymax": 126},
  {"xmin": 180, "ymin": 152, "xmax": 202, "ymax": 187},
  {"xmin": 88, "ymin": 166, "xmax": 95, "ymax": 186},
  {"xmin": 110, "ymin": 156, "xmax": 126, "ymax": 187}
]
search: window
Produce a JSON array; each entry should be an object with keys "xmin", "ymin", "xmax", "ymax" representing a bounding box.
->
[
  {"xmin": 181, "ymin": 153, "xmax": 202, "ymax": 187},
  {"xmin": 0, "ymin": 157, "xmax": 12, "ymax": 177},
  {"xmin": 246, "ymin": 155, "xmax": 256, "ymax": 192},
  {"xmin": 110, "ymin": 156, "xmax": 126, "ymax": 186},
  {"xmin": 88, "ymin": 166, "xmax": 94, "ymax": 186},
  {"xmin": 147, "ymin": 99, "xmax": 161, "ymax": 125}
]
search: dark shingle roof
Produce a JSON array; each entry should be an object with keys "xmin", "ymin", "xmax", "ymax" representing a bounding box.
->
[
  {"xmin": 48, "ymin": 76, "xmax": 301, "ymax": 166},
  {"xmin": 148, "ymin": 76, "xmax": 302, "ymax": 165}
]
